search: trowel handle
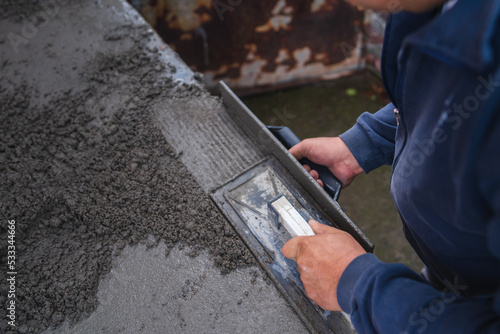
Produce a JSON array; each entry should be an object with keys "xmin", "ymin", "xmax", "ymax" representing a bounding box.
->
[{"xmin": 267, "ymin": 126, "xmax": 342, "ymax": 201}]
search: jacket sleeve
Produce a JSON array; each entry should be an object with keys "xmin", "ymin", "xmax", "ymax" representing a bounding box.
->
[
  {"xmin": 337, "ymin": 253, "xmax": 500, "ymax": 333},
  {"xmin": 336, "ymin": 111, "xmax": 500, "ymax": 333},
  {"xmin": 339, "ymin": 103, "xmax": 397, "ymax": 173}
]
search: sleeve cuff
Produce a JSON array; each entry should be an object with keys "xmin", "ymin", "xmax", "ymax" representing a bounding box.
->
[
  {"xmin": 339, "ymin": 103, "xmax": 397, "ymax": 173},
  {"xmin": 337, "ymin": 253, "xmax": 382, "ymax": 314},
  {"xmin": 340, "ymin": 124, "xmax": 381, "ymax": 173}
]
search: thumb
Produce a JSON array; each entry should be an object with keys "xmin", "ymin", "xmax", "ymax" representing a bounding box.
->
[
  {"xmin": 309, "ymin": 220, "xmax": 339, "ymax": 235},
  {"xmin": 282, "ymin": 237, "xmax": 302, "ymax": 261},
  {"xmin": 289, "ymin": 141, "xmax": 308, "ymax": 161}
]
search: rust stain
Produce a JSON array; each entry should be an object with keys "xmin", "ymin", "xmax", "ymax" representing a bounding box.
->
[
  {"xmin": 129, "ymin": 0, "xmax": 364, "ymax": 93},
  {"xmin": 164, "ymin": 0, "xmax": 212, "ymax": 31},
  {"xmin": 255, "ymin": 0, "xmax": 293, "ymax": 33},
  {"xmin": 310, "ymin": 0, "xmax": 337, "ymax": 13}
]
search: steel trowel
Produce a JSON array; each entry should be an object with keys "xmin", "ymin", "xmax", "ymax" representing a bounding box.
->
[{"xmin": 211, "ymin": 81, "xmax": 373, "ymax": 334}]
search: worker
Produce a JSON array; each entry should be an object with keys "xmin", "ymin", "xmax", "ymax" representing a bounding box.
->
[{"xmin": 282, "ymin": 0, "xmax": 500, "ymax": 332}]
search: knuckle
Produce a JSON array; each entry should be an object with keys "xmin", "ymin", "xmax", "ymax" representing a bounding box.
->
[{"xmin": 296, "ymin": 257, "xmax": 308, "ymax": 270}]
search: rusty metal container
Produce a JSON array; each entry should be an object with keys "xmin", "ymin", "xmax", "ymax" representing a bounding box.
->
[{"xmin": 128, "ymin": 0, "xmax": 364, "ymax": 94}]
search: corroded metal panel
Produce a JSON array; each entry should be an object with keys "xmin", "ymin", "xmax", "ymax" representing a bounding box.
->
[{"xmin": 129, "ymin": 0, "xmax": 364, "ymax": 93}]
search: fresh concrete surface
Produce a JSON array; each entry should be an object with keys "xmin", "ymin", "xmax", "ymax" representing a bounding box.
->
[
  {"xmin": 47, "ymin": 241, "xmax": 306, "ymax": 334},
  {"xmin": 0, "ymin": 0, "xmax": 310, "ymax": 333}
]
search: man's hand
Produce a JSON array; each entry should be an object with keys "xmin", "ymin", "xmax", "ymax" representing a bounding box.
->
[
  {"xmin": 282, "ymin": 220, "xmax": 366, "ymax": 311},
  {"xmin": 289, "ymin": 137, "xmax": 363, "ymax": 188}
]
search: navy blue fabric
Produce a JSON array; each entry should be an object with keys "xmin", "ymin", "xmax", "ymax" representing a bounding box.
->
[
  {"xmin": 338, "ymin": 0, "xmax": 500, "ymax": 332},
  {"xmin": 340, "ymin": 103, "xmax": 397, "ymax": 172}
]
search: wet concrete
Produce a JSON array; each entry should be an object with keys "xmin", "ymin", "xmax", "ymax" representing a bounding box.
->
[
  {"xmin": 48, "ymin": 242, "xmax": 305, "ymax": 334},
  {"xmin": 0, "ymin": 1, "xmax": 309, "ymax": 333}
]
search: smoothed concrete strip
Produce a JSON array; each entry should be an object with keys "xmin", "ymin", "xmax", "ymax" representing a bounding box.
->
[
  {"xmin": 46, "ymin": 242, "xmax": 307, "ymax": 334},
  {"xmin": 155, "ymin": 95, "xmax": 266, "ymax": 192}
]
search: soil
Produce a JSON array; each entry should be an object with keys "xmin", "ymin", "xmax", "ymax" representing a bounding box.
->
[{"xmin": 0, "ymin": 8, "xmax": 255, "ymax": 334}]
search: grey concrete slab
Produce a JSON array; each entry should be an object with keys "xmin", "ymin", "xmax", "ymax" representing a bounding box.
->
[
  {"xmin": 46, "ymin": 241, "xmax": 307, "ymax": 334},
  {"xmin": 0, "ymin": 0, "xmax": 310, "ymax": 333}
]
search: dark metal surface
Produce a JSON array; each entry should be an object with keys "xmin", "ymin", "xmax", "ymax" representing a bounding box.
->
[{"xmin": 127, "ymin": 0, "xmax": 364, "ymax": 93}]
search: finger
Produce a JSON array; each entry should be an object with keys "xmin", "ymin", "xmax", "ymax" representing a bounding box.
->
[
  {"xmin": 303, "ymin": 164, "xmax": 311, "ymax": 172},
  {"xmin": 309, "ymin": 220, "xmax": 340, "ymax": 235},
  {"xmin": 282, "ymin": 237, "xmax": 304, "ymax": 261},
  {"xmin": 307, "ymin": 169, "xmax": 325, "ymax": 188},
  {"xmin": 289, "ymin": 141, "xmax": 309, "ymax": 161}
]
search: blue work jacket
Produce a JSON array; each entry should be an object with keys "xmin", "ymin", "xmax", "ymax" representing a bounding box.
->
[{"xmin": 338, "ymin": 0, "xmax": 500, "ymax": 332}]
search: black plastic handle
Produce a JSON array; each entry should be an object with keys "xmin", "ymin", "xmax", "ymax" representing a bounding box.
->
[{"xmin": 267, "ymin": 126, "xmax": 342, "ymax": 201}]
